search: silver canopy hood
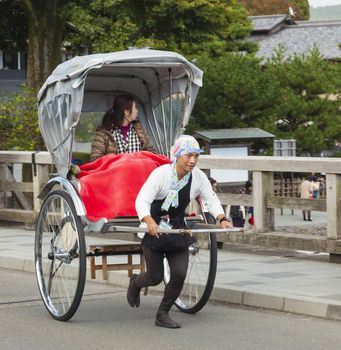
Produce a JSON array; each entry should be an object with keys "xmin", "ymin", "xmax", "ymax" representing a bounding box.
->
[{"xmin": 38, "ymin": 49, "xmax": 203, "ymax": 177}]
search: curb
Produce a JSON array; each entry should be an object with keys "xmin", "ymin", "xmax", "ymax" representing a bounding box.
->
[
  {"xmin": 210, "ymin": 286, "xmax": 341, "ymax": 321},
  {"xmin": 2, "ymin": 257, "xmax": 341, "ymax": 321}
]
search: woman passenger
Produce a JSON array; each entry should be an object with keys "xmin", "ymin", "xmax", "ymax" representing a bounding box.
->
[{"xmin": 90, "ymin": 94, "xmax": 155, "ymax": 161}]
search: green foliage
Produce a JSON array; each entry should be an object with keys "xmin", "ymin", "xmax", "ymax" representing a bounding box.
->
[
  {"xmin": 294, "ymin": 0, "xmax": 310, "ymax": 19},
  {"xmin": 1, "ymin": 0, "xmax": 339, "ymax": 158},
  {"xmin": 192, "ymin": 47, "xmax": 341, "ymax": 156},
  {"xmin": 0, "ymin": 86, "xmax": 44, "ymax": 151},
  {"xmin": 259, "ymin": 48, "xmax": 341, "ymax": 155},
  {"xmin": 67, "ymin": 0, "xmax": 252, "ymax": 55},
  {"xmin": 0, "ymin": 0, "xmax": 27, "ymax": 52},
  {"xmin": 74, "ymin": 112, "xmax": 103, "ymax": 143},
  {"xmin": 189, "ymin": 52, "xmax": 281, "ymax": 133}
]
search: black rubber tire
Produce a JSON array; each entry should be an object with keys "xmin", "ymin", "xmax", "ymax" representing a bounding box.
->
[
  {"xmin": 35, "ymin": 190, "xmax": 86, "ymax": 321},
  {"xmin": 175, "ymin": 231, "xmax": 217, "ymax": 314}
]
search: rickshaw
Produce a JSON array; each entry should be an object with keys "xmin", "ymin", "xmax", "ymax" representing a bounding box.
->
[{"xmin": 35, "ymin": 49, "xmax": 233, "ymax": 322}]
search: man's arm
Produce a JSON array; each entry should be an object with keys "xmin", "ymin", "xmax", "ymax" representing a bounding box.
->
[
  {"xmin": 142, "ymin": 215, "xmax": 159, "ymax": 238},
  {"xmin": 135, "ymin": 166, "xmax": 167, "ymax": 235},
  {"xmin": 196, "ymin": 170, "xmax": 233, "ymax": 228}
]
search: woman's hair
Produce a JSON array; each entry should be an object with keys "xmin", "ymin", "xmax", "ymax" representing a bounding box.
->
[{"xmin": 101, "ymin": 94, "xmax": 136, "ymax": 130}]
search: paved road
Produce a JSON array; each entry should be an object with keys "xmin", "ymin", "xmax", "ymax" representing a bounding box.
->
[
  {"xmin": 1, "ymin": 268, "xmax": 341, "ymax": 350},
  {"xmin": 274, "ymin": 208, "xmax": 326, "ymax": 228}
]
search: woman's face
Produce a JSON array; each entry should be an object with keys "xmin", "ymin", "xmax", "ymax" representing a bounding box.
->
[{"xmin": 124, "ymin": 101, "xmax": 138, "ymax": 123}]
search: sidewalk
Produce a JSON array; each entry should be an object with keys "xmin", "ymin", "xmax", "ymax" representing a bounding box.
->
[{"xmin": 1, "ymin": 222, "xmax": 341, "ymax": 321}]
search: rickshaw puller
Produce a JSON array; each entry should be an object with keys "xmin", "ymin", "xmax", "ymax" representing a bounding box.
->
[{"xmin": 129, "ymin": 135, "xmax": 232, "ymax": 329}]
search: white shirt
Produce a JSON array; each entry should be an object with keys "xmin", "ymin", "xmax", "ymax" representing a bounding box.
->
[
  {"xmin": 300, "ymin": 180, "xmax": 313, "ymax": 199},
  {"xmin": 135, "ymin": 164, "xmax": 225, "ymax": 221}
]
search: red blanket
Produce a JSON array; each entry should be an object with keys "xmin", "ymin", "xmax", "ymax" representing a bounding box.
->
[{"xmin": 78, "ymin": 151, "xmax": 171, "ymax": 221}]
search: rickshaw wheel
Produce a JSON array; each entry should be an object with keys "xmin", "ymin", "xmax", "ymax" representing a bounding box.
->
[
  {"xmin": 35, "ymin": 190, "xmax": 86, "ymax": 321},
  {"xmin": 163, "ymin": 198, "xmax": 217, "ymax": 314}
]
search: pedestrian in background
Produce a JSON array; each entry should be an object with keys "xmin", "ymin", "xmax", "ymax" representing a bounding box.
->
[
  {"xmin": 241, "ymin": 181, "xmax": 253, "ymax": 226},
  {"xmin": 312, "ymin": 176, "xmax": 320, "ymax": 199},
  {"xmin": 300, "ymin": 176, "xmax": 314, "ymax": 221},
  {"xmin": 226, "ymin": 202, "xmax": 245, "ymax": 228}
]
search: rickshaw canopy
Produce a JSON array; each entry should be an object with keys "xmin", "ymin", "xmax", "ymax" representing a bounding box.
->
[{"xmin": 38, "ymin": 49, "xmax": 203, "ymax": 177}]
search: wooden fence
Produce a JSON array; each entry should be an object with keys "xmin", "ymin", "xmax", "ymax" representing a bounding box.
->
[
  {"xmin": 0, "ymin": 151, "xmax": 52, "ymax": 223},
  {"xmin": 197, "ymin": 155, "xmax": 341, "ymax": 241},
  {"xmin": 273, "ymin": 177, "xmax": 325, "ymax": 198},
  {"xmin": 0, "ymin": 151, "xmax": 340, "ymax": 252}
]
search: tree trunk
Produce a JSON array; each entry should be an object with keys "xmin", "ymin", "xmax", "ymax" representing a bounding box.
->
[{"xmin": 22, "ymin": 0, "xmax": 68, "ymax": 87}]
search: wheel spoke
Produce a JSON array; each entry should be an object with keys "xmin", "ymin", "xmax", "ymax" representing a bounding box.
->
[
  {"xmin": 164, "ymin": 197, "xmax": 217, "ymax": 314},
  {"xmin": 35, "ymin": 190, "xmax": 86, "ymax": 321}
]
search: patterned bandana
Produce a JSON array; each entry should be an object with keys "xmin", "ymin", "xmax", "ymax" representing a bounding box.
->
[
  {"xmin": 161, "ymin": 163, "xmax": 191, "ymax": 211},
  {"xmin": 112, "ymin": 125, "xmax": 141, "ymax": 154},
  {"xmin": 169, "ymin": 135, "xmax": 200, "ymax": 162},
  {"xmin": 161, "ymin": 135, "xmax": 200, "ymax": 211}
]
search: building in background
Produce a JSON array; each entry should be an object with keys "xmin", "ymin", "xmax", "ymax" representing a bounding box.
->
[
  {"xmin": 194, "ymin": 128, "xmax": 275, "ymax": 186},
  {"xmin": 248, "ymin": 14, "xmax": 341, "ymax": 61}
]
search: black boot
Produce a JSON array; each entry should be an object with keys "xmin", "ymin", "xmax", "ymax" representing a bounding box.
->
[
  {"xmin": 127, "ymin": 274, "xmax": 141, "ymax": 307},
  {"xmin": 155, "ymin": 312, "xmax": 181, "ymax": 329}
]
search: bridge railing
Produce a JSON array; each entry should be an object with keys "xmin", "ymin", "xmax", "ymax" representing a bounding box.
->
[
  {"xmin": 198, "ymin": 155, "xmax": 341, "ymax": 240},
  {"xmin": 0, "ymin": 151, "xmax": 340, "ymax": 241},
  {"xmin": 0, "ymin": 151, "xmax": 52, "ymax": 224}
]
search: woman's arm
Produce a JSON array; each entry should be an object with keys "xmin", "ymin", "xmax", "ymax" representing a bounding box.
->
[
  {"xmin": 143, "ymin": 138, "xmax": 156, "ymax": 153},
  {"xmin": 90, "ymin": 129, "xmax": 108, "ymax": 161}
]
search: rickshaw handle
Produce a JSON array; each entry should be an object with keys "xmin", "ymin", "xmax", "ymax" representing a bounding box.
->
[{"xmin": 110, "ymin": 225, "xmax": 243, "ymax": 236}]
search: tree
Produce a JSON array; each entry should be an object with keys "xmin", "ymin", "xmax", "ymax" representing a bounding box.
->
[
  {"xmin": 191, "ymin": 47, "xmax": 341, "ymax": 156},
  {"xmin": 258, "ymin": 48, "xmax": 341, "ymax": 156},
  {"xmin": 188, "ymin": 52, "xmax": 281, "ymax": 133},
  {"xmin": 0, "ymin": 0, "xmax": 27, "ymax": 53},
  {"xmin": 0, "ymin": 0, "xmax": 253, "ymax": 86},
  {"xmin": 0, "ymin": 0, "xmax": 253, "ymax": 151},
  {"xmin": 21, "ymin": 0, "xmax": 73, "ymax": 87},
  {"xmin": 0, "ymin": 0, "xmax": 77, "ymax": 87},
  {"xmin": 68, "ymin": 0, "xmax": 253, "ymax": 56},
  {"xmin": 239, "ymin": 0, "xmax": 310, "ymax": 20},
  {"xmin": 0, "ymin": 85, "xmax": 45, "ymax": 150}
]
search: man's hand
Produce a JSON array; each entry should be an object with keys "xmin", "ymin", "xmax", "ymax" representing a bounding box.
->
[
  {"xmin": 216, "ymin": 214, "xmax": 233, "ymax": 229},
  {"xmin": 143, "ymin": 215, "xmax": 160, "ymax": 238},
  {"xmin": 221, "ymin": 219, "xmax": 233, "ymax": 229}
]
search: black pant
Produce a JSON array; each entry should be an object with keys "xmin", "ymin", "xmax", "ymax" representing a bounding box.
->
[
  {"xmin": 134, "ymin": 244, "xmax": 189, "ymax": 314},
  {"xmin": 302, "ymin": 210, "xmax": 311, "ymax": 220}
]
